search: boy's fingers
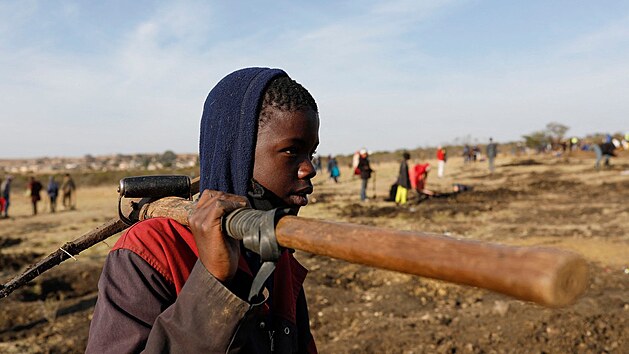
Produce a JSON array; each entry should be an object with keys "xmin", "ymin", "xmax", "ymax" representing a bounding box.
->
[
  {"xmin": 190, "ymin": 190, "xmax": 248, "ymax": 229},
  {"xmin": 198, "ymin": 189, "xmax": 249, "ymax": 208}
]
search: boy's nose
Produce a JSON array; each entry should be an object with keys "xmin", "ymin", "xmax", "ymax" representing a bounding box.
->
[{"xmin": 299, "ymin": 158, "xmax": 317, "ymax": 179}]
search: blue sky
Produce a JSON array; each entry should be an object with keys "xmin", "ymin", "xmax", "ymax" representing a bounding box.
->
[{"xmin": 1, "ymin": 0, "xmax": 628, "ymax": 158}]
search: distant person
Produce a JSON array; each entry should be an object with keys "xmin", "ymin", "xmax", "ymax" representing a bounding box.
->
[
  {"xmin": 436, "ymin": 146, "xmax": 447, "ymax": 178},
  {"xmin": 419, "ymin": 183, "xmax": 473, "ymax": 202},
  {"xmin": 61, "ymin": 173, "xmax": 76, "ymax": 210},
  {"xmin": 604, "ymin": 134, "xmax": 612, "ymax": 143},
  {"xmin": 593, "ymin": 140, "xmax": 619, "ymax": 170},
  {"xmin": 395, "ymin": 152, "xmax": 411, "ymax": 205},
  {"xmin": 472, "ymin": 145, "xmax": 481, "ymax": 162},
  {"xmin": 28, "ymin": 176, "xmax": 43, "ymax": 215},
  {"xmin": 411, "ymin": 163, "xmax": 430, "ymax": 193},
  {"xmin": 351, "ymin": 150, "xmax": 360, "ymax": 178},
  {"xmin": 0, "ymin": 180, "xmax": 5, "ymax": 217},
  {"xmin": 1, "ymin": 176, "xmax": 11, "ymax": 218},
  {"xmin": 327, "ymin": 155, "xmax": 340, "ymax": 183},
  {"xmin": 312, "ymin": 154, "xmax": 322, "ymax": 173},
  {"xmin": 357, "ymin": 148, "xmax": 373, "ymax": 201},
  {"xmin": 47, "ymin": 176, "xmax": 59, "ymax": 213},
  {"xmin": 486, "ymin": 138, "xmax": 498, "ymax": 174},
  {"xmin": 452, "ymin": 183, "xmax": 473, "ymax": 193},
  {"xmin": 462, "ymin": 145, "xmax": 472, "ymax": 164},
  {"xmin": 570, "ymin": 137, "xmax": 579, "ymax": 151}
]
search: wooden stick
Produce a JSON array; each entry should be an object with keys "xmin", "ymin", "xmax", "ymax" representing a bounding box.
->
[{"xmin": 0, "ymin": 218, "xmax": 127, "ymax": 298}]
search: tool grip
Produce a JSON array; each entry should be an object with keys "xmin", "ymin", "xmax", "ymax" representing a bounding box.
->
[{"xmin": 118, "ymin": 175, "xmax": 191, "ymax": 199}]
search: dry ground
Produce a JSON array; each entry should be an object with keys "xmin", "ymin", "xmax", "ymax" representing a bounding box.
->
[{"xmin": 0, "ymin": 151, "xmax": 627, "ymax": 353}]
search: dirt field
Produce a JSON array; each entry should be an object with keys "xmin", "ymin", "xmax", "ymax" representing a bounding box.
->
[{"xmin": 1, "ymin": 152, "xmax": 627, "ymax": 353}]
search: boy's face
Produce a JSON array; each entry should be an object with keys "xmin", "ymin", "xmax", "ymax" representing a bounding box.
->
[{"xmin": 253, "ymin": 108, "xmax": 319, "ymax": 211}]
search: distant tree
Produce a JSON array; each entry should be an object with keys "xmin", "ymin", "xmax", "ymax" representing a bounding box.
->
[
  {"xmin": 546, "ymin": 122, "xmax": 570, "ymax": 141},
  {"xmin": 135, "ymin": 154, "xmax": 152, "ymax": 169},
  {"xmin": 522, "ymin": 130, "xmax": 551, "ymax": 150},
  {"xmin": 160, "ymin": 150, "xmax": 178, "ymax": 168}
]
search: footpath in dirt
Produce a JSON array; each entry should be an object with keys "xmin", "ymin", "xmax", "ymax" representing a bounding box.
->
[{"xmin": 0, "ymin": 153, "xmax": 627, "ymax": 353}]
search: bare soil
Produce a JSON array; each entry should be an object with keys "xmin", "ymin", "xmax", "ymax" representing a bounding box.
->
[{"xmin": 1, "ymin": 152, "xmax": 627, "ymax": 353}]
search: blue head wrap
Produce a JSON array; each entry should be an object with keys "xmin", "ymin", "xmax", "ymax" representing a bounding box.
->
[{"xmin": 199, "ymin": 67, "xmax": 287, "ymax": 195}]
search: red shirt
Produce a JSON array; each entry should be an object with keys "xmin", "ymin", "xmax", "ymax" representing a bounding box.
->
[{"xmin": 436, "ymin": 149, "xmax": 446, "ymax": 161}]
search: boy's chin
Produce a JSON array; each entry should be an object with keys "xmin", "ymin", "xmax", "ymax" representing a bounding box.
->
[{"xmin": 287, "ymin": 194, "xmax": 309, "ymax": 208}]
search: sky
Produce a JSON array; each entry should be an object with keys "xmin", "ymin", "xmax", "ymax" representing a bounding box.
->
[{"xmin": 1, "ymin": 0, "xmax": 628, "ymax": 158}]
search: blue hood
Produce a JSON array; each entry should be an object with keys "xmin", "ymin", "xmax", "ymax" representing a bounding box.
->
[{"xmin": 199, "ymin": 67, "xmax": 287, "ymax": 196}]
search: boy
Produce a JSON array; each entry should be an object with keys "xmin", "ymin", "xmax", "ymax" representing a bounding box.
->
[{"xmin": 87, "ymin": 68, "xmax": 319, "ymax": 353}]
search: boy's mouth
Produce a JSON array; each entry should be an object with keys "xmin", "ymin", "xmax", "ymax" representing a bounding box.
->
[{"xmin": 289, "ymin": 187, "xmax": 313, "ymax": 207}]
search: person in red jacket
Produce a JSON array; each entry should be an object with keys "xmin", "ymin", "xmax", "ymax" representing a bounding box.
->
[
  {"xmin": 87, "ymin": 68, "xmax": 319, "ymax": 353},
  {"xmin": 436, "ymin": 146, "xmax": 447, "ymax": 178}
]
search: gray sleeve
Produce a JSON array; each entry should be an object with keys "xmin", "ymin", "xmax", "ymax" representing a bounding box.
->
[
  {"xmin": 86, "ymin": 249, "xmax": 176, "ymax": 354},
  {"xmin": 144, "ymin": 260, "xmax": 252, "ymax": 353},
  {"xmin": 86, "ymin": 250, "xmax": 252, "ymax": 354}
]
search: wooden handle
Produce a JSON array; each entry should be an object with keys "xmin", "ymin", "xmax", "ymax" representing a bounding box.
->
[
  {"xmin": 276, "ymin": 216, "xmax": 588, "ymax": 308},
  {"xmin": 140, "ymin": 197, "xmax": 589, "ymax": 307}
]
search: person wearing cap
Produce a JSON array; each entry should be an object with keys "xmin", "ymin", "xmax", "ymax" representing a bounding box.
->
[{"xmin": 357, "ymin": 148, "xmax": 373, "ymax": 201}]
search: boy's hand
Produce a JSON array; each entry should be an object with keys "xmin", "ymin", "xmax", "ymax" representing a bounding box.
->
[{"xmin": 188, "ymin": 190, "xmax": 249, "ymax": 283}]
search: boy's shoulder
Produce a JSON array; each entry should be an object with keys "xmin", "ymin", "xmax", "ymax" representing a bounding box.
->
[{"xmin": 113, "ymin": 218, "xmax": 198, "ymax": 291}]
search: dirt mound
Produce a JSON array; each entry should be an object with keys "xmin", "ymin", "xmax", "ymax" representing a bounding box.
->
[
  {"xmin": 0, "ymin": 237, "xmax": 22, "ymax": 248},
  {"xmin": 0, "ymin": 264, "xmax": 102, "ymax": 350},
  {"xmin": 528, "ymin": 178, "xmax": 583, "ymax": 190},
  {"xmin": 0, "ymin": 252, "xmax": 43, "ymax": 272},
  {"xmin": 502, "ymin": 159, "xmax": 543, "ymax": 167}
]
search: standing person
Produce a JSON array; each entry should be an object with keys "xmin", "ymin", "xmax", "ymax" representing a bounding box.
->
[
  {"xmin": 312, "ymin": 154, "xmax": 322, "ymax": 173},
  {"xmin": 486, "ymin": 138, "xmax": 498, "ymax": 174},
  {"xmin": 1, "ymin": 176, "xmax": 11, "ymax": 218},
  {"xmin": 395, "ymin": 152, "xmax": 411, "ymax": 205},
  {"xmin": 0, "ymin": 178, "xmax": 6, "ymax": 218},
  {"xmin": 570, "ymin": 137, "xmax": 579, "ymax": 151},
  {"xmin": 436, "ymin": 146, "xmax": 447, "ymax": 178},
  {"xmin": 351, "ymin": 150, "xmax": 360, "ymax": 179},
  {"xmin": 357, "ymin": 148, "xmax": 373, "ymax": 202},
  {"xmin": 28, "ymin": 176, "xmax": 43, "ymax": 215},
  {"xmin": 463, "ymin": 145, "xmax": 471, "ymax": 164},
  {"xmin": 87, "ymin": 68, "xmax": 319, "ymax": 353},
  {"xmin": 61, "ymin": 173, "xmax": 76, "ymax": 210},
  {"xmin": 327, "ymin": 155, "xmax": 340, "ymax": 183},
  {"xmin": 473, "ymin": 145, "xmax": 481, "ymax": 162},
  {"xmin": 47, "ymin": 176, "xmax": 59, "ymax": 213}
]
